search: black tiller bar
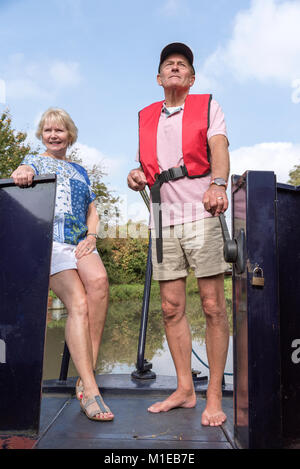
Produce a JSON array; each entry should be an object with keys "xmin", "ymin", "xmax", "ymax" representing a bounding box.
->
[
  {"xmin": 131, "ymin": 189, "xmax": 156, "ymax": 379},
  {"xmin": 58, "ymin": 342, "xmax": 70, "ymax": 383}
]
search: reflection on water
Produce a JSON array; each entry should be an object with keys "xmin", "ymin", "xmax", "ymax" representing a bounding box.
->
[{"xmin": 43, "ymin": 289, "xmax": 233, "ymax": 385}]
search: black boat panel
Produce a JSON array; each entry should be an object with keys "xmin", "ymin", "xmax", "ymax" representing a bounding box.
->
[
  {"xmin": 277, "ymin": 184, "xmax": 300, "ymax": 440},
  {"xmin": 0, "ymin": 176, "xmax": 56, "ymax": 435},
  {"xmin": 232, "ymin": 172, "xmax": 300, "ymax": 449}
]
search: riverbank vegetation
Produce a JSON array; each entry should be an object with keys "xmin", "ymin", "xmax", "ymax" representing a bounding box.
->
[
  {"xmin": 96, "ymin": 233, "xmax": 232, "ymax": 328},
  {"xmin": 45, "ymin": 272, "xmax": 232, "ymax": 377},
  {"xmin": 48, "ymin": 228, "xmax": 233, "ymax": 331},
  {"xmin": 1, "ymin": 110, "xmax": 232, "ymax": 334}
]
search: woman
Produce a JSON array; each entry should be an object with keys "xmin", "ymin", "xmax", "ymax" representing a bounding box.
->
[{"xmin": 11, "ymin": 108, "xmax": 113, "ymax": 422}]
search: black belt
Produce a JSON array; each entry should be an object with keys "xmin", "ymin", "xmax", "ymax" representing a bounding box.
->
[{"xmin": 150, "ymin": 165, "xmax": 188, "ymax": 263}]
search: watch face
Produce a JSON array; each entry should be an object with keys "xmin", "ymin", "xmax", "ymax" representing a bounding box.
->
[{"xmin": 214, "ymin": 178, "xmax": 226, "ymax": 186}]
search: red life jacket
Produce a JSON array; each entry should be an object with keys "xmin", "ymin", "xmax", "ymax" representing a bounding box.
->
[{"xmin": 138, "ymin": 93, "xmax": 212, "ymax": 188}]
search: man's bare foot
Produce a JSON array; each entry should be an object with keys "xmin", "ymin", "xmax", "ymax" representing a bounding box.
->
[
  {"xmin": 201, "ymin": 408, "xmax": 226, "ymax": 426},
  {"xmin": 201, "ymin": 392, "xmax": 226, "ymax": 426},
  {"xmin": 148, "ymin": 389, "xmax": 196, "ymax": 413}
]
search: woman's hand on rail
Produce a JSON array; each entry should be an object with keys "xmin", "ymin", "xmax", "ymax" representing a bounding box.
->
[{"xmin": 11, "ymin": 165, "xmax": 35, "ymax": 187}]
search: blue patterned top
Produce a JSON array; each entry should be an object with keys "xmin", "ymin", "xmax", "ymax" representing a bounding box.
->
[{"xmin": 22, "ymin": 154, "xmax": 96, "ymax": 245}]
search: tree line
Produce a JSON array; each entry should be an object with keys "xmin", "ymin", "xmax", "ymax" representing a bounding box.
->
[
  {"xmin": 2, "ymin": 109, "xmax": 299, "ymax": 285},
  {"xmin": 0, "ymin": 109, "xmax": 148, "ymax": 284}
]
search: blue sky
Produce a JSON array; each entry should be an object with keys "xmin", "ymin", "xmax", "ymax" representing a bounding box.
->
[{"xmin": 0, "ymin": 0, "xmax": 299, "ymax": 223}]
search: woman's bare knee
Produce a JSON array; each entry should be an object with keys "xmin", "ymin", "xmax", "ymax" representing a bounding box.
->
[
  {"xmin": 66, "ymin": 294, "xmax": 89, "ymax": 319},
  {"xmin": 85, "ymin": 273, "xmax": 109, "ymax": 297}
]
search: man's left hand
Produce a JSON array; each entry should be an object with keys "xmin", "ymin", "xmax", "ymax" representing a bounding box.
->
[{"xmin": 202, "ymin": 185, "xmax": 228, "ymax": 216}]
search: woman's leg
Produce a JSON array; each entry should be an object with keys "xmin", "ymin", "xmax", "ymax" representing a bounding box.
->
[
  {"xmin": 50, "ymin": 268, "xmax": 113, "ymax": 420},
  {"xmin": 76, "ymin": 253, "xmax": 109, "ymax": 370}
]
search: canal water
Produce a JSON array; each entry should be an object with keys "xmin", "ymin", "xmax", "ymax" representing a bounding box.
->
[{"xmin": 43, "ymin": 283, "xmax": 233, "ymax": 385}]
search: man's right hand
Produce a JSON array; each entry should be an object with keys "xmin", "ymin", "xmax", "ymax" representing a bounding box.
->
[
  {"xmin": 11, "ymin": 165, "xmax": 35, "ymax": 187},
  {"xmin": 127, "ymin": 167, "xmax": 147, "ymax": 191}
]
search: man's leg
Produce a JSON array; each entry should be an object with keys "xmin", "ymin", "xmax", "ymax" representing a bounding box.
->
[
  {"xmin": 148, "ymin": 277, "xmax": 197, "ymax": 413},
  {"xmin": 197, "ymin": 273, "xmax": 229, "ymax": 426}
]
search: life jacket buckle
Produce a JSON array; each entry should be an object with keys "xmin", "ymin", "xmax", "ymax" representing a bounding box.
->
[{"xmin": 168, "ymin": 165, "xmax": 187, "ymax": 180}]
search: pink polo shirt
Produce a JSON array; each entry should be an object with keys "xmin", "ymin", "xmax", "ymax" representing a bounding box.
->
[{"xmin": 137, "ymin": 98, "xmax": 228, "ymax": 228}]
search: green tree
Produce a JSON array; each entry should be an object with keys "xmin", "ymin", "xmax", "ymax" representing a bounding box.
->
[
  {"xmin": 0, "ymin": 109, "xmax": 123, "ymax": 263},
  {"xmin": 87, "ymin": 162, "xmax": 120, "ymax": 224},
  {"xmin": 288, "ymin": 164, "xmax": 300, "ymax": 186},
  {"xmin": 0, "ymin": 109, "xmax": 38, "ymax": 178},
  {"xmin": 96, "ymin": 227, "xmax": 149, "ymax": 284},
  {"xmin": 69, "ymin": 147, "xmax": 120, "ymax": 225}
]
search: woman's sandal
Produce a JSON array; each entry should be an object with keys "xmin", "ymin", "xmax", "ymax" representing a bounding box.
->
[
  {"xmin": 75, "ymin": 377, "xmax": 84, "ymax": 401},
  {"xmin": 80, "ymin": 394, "xmax": 114, "ymax": 422},
  {"xmin": 75, "ymin": 371, "xmax": 97, "ymax": 401}
]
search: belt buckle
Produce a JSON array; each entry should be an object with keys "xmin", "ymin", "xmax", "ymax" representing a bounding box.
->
[{"xmin": 169, "ymin": 166, "xmax": 183, "ymax": 180}]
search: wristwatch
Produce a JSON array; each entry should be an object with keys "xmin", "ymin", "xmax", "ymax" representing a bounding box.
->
[
  {"xmin": 87, "ymin": 233, "xmax": 98, "ymax": 239},
  {"xmin": 210, "ymin": 177, "xmax": 228, "ymax": 188}
]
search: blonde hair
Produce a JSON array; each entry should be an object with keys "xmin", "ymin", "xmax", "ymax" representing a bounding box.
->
[{"xmin": 36, "ymin": 107, "xmax": 78, "ymax": 146}]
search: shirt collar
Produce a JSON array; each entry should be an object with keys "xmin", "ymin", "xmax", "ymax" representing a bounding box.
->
[{"xmin": 162, "ymin": 101, "xmax": 184, "ymax": 117}]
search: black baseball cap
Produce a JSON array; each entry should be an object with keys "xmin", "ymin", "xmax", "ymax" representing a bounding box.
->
[{"xmin": 158, "ymin": 42, "xmax": 195, "ymax": 73}]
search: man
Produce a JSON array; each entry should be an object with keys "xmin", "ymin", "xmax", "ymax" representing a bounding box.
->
[{"xmin": 127, "ymin": 43, "xmax": 230, "ymax": 427}]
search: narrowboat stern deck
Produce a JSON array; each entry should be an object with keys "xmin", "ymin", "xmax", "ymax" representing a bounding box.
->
[{"xmin": 35, "ymin": 374, "xmax": 234, "ymax": 450}]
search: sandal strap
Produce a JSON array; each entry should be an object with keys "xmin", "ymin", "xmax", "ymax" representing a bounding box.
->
[
  {"xmin": 76, "ymin": 372, "xmax": 96, "ymax": 394},
  {"xmin": 83, "ymin": 395, "xmax": 110, "ymax": 418},
  {"xmin": 94, "ymin": 395, "xmax": 110, "ymax": 414},
  {"xmin": 76, "ymin": 379, "xmax": 84, "ymax": 392}
]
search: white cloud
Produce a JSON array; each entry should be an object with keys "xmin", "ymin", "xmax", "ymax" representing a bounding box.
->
[
  {"xmin": 71, "ymin": 142, "xmax": 124, "ymax": 174},
  {"xmin": 194, "ymin": 48, "xmax": 223, "ymax": 92},
  {"xmin": 220, "ymin": 140, "xmax": 300, "ymax": 234},
  {"xmin": 196, "ymin": 0, "xmax": 300, "ymax": 87},
  {"xmin": 50, "ymin": 61, "xmax": 81, "ymax": 88},
  {"xmin": 6, "ymin": 78, "xmax": 53, "ymax": 100},
  {"xmin": 159, "ymin": 0, "xmax": 189, "ymax": 17},
  {"xmin": 0, "ymin": 79, "xmax": 6, "ymax": 104},
  {"xmin": 230, "ymin": 141, "xmax": 300, "ymax": 184},
  {"xmin": 53, "ymin": 0, "xmax": 83, "ymax": 20},
  {"xmin": 3, "ymin": 53, "xmax": 82, "ymax": 101}
]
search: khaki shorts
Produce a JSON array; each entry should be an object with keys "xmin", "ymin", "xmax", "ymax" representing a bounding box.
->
[{"xmin": 151, "ymin": 217, "xmax": 228, "ymax": 281}]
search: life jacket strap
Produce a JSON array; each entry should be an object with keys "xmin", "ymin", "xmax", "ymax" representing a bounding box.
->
[{"xmin": 150, "ymin": 165, "xmax": 188, "ymax": 263}]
